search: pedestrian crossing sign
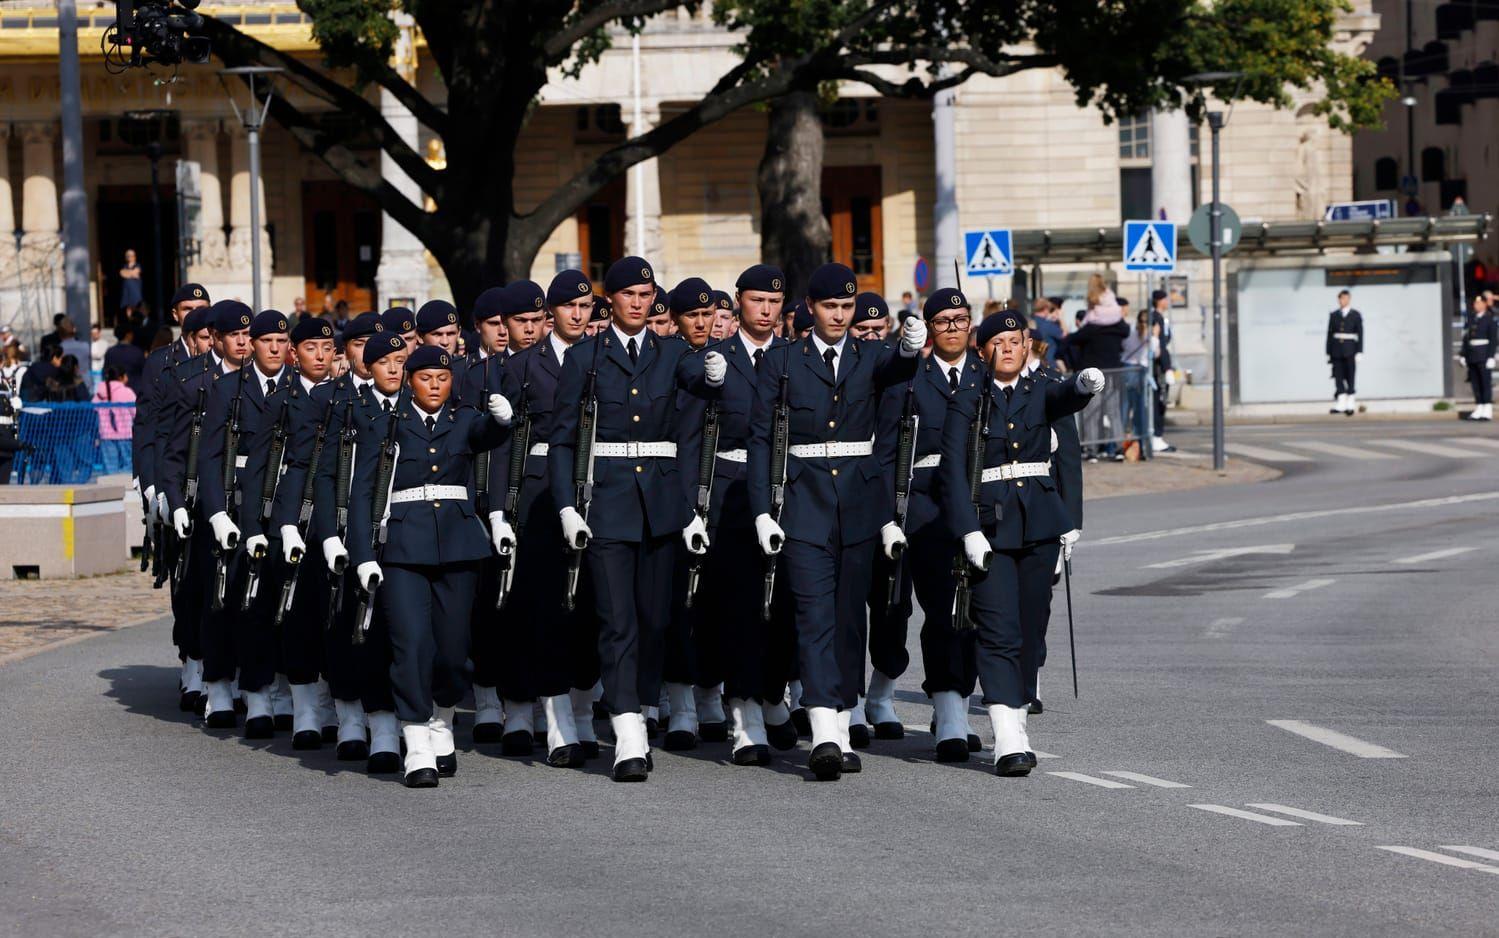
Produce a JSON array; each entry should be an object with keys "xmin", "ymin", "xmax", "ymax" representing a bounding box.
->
[
  {"xmin": 963, "ymin": 228, "xmax": 1013, "ymax": 277},
  {"xmin": 1123, "ymin": 220, "xmax": 1176, "ymax": 272}
]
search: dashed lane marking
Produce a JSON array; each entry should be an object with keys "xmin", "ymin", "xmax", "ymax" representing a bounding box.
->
[
  {"xmin": 1368, "ymin": 439, "xmax": 1488, "ymax": 459},
  {"xmin": 1101, "ymin": 771, "xmax": 1191, "ymax": 788},
  {"xmin": 1263, "ymin": 578, "xmax": 1335, "ymax": 599},
  {"xmin": 1246, "ymin": 803, "xmax": 1362, "ymax": 825},
  {"xmin": 1205, "ymin": 617, "xmax": 1244, "ymax": 638},
  {"xmin": 1189, "ymin": 804, "xmax": 1302, "ymax": 826},
  {"xmin": 1449, "ymin": 437, "xmax": 1499, "ymax": 451},
  {"xmin": 1285, "ymin": 440, "xmax": 1395, "ymax": 460},
  {"xmin": 1223, "ymin": 443, "xmax": 1312, "ymax": 463},
  {"xmin": 1145, "ymin": 544, "xmax": 1295, "ymax": 569},
  {"xmin": 1438, "ymin": 846, "xmax": 1499, "ymax": 862},
  {"xmin": 1393, "ymin": 546, "xmax": 1479, "ymax": 565},
  {"xmin": 1266, "ymin": 720, "xmax": 1407, "ymax": 759},
  {"xmin": 1375, "ymin": 846, "xmax": 1499, "ymax": 874},
  {"xmin": 1047, "ymin": 772, "xmax": 1135, "ymax": 789}
]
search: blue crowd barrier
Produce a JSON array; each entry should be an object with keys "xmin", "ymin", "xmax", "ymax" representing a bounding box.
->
[{"xmin": 9, "ymin": 402, "xmax": 135, "ymax": 485}]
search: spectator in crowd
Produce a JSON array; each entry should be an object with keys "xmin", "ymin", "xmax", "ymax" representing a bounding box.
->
[
  {"xmin": 1028, "ymin": 336, "xmax": 1049, "ymax": 374},
  {"xmin": 1149, "ymin": 289, "xmax": 1175, "ymax": 452},
  {"xmin": 93, "ymin": 364, "xmax": 136, "ymax": 474},
  {"xmin": 56, "ymin": 317, "xmax": 92, "ymax": 390},
  {"xmin": 332, "ymin": 299, "xmax": 351, "ymax": 332},
  {"xmin": 1064, "ymin": 273, "xmax": 1129, "ymax": 460},
  {"xmin": 900, "ymin": 291, "xmax": 918, "ymax": 315},
  {"xmin": 2, "ymin": 340, "xmax": 29, "ymax": 401},
  {"xmin": 39, "ymin": 313, "xmax": 66, "ymax": 351},
  {"xmin": 293, "ymin": 296, "xmax": 308, "ymax": 318},
  {"xmin": 1120, "ymin": 308, "xmax": 1158, "ymax": 454},
  {"xmin": 90, "ymin": 323, "xmax": 110, "ymax": 377},
  {"xmin": 44, "ymin": 354, "xmax": 90, "ymax": 403},
  {"xmin": 321, "ymin": 292, "xmax": 336, "ymax": 318},
  {"xmin": 1030, "ymin": 298, "xmax": 1064, "ymax": 367},
  {"xmin": 104, "ymin": 322, "xmax": 146, "ymax": 386},
  {"xmin": 119, "ymin": 248, "xmax": 144, "ymax": 317}
]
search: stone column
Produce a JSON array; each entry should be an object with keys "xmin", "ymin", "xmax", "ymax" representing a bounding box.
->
[
  {"xmin": 226, "ymin": 123, "xmax": 271, "ymax": 303},
  {"xmin": 20, "ymin": 123, "xmax": 59, "ymax": 243},
  {"xmin": 621, "ymin": 102, "xmax": 664, "ymax": 266},
  {"xmin": 182, "ymin": 120, "xmax": 229, "ymax": 275},
  {"xmin": 0, "ymin": 125, "xmax": 16, "ymax": 320},
  {"xmin": 1150, "ymin": 108, "xmax": 1193, "ymax": 223},
  {"xmin": 375, "ymin": 13, "xmax": 430, "ymax": 308}
]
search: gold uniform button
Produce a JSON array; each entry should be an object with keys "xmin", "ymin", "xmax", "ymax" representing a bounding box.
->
[
  {"xmin": 1016, "ymin": 481, "xmax": 1024, "ymax": 488},
  {"xmin": 1012, "ymin": 441, "xmax": 1020, "ymax": 449},
  {"xmin": 831, "ymin": 468, "xmax": 839, "ymax": 477},
  {"xmin": 1007, "ymin": 422, "xmax": 1015, "ymax": 430},
  {"xmin": 827, "ymin": 420, "xmax": 836, "ymax": 428},
  {"xmin": 429, "ymin": 446, "xmax": 437, "ymax": 454},
  {"xmin": 433, "ymin": 501, "xmax": 442, "ymax": 507},
  {"xmin": 431, "ymin": 464, "xmax": 440, "ymax": 471},
  {"xmin": 632, "ymin": 414, "xmax": 640, "ymax": 422},
  {"xmin": 635, "ymin": 465, "xmax": 643, "ymax": 473},
  {"xmin": 833, "ymin": 394, "xmax": 839, "ymax": 402},
  {"xmin": 631, "ymin": 388, "xmax": 639, "ymax": 396}
]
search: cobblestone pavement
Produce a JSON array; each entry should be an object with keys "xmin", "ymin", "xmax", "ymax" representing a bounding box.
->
[
  {"xmin": 0, "ymin": 569, "xmax": 161, "ymax": 662},
  {"xmin": 1083, "ymin": 453, "xmax": 1278, "ymax": 500}
]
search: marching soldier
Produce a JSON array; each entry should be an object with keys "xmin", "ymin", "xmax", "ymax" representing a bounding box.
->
[
  {"xmin": 382, "ymin": 307, "xmax": 418, "ymax": 351},
  {"xmin": 938, "ymin": 310, "xmax": 1102, "ymax": 776},
  {"xmin": 417, "ymin": 300, "xmax": 469, "ymax": 391},
  {"xmin": 1326, "ymin": 289, "xmax": 1363, "ymax": 415},
  {"xmin": 1460, "ymin": 294, "xmax": 1496, "ymax": 421},
  {"xmin": 748, "ymin": 262, "xmax": 927, "ymax": 780},
  {"xmin": 348, "ymin": 345, "xmax": 514, "ymax": 788}
]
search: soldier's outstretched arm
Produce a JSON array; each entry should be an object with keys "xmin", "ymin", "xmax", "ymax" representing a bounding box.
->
[
  {"xmin": 1043, "ymin": 373, "xmax": 1096, "ymax": 422},
  {"xmin": 872, "ymin": 340, "xmax": 920, "ymax": 390},
  {"xmin": 466, "ymin": 402, "xmax": 512, "ymax": 452}
]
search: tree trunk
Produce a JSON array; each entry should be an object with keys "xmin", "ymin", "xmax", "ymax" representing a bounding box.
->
[{"xmin": 757, "ymin": 89, "xmax": 831, "ymax": 301}]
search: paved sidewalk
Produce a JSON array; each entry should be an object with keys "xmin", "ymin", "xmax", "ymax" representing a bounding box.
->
[{"xmin": 0, "ymin": 571, "xmax": 162, "ymax": 663}]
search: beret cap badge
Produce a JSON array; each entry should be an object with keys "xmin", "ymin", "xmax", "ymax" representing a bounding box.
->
[
  {"xmin": 845, "ymin": 281, "xmax": 856, "ymax": 293},
  {"xmin": 771, "ymin": 278, "xmax": 782, "ymax": 290},
  {"xmin": 193, "ymin": 288, "xmax": 203, "ymax": 297}
]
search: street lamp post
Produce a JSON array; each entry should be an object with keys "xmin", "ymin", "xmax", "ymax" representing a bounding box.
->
[{"xmin": 218, "ymin": 67, "xmax": 282, "ymax": 312}]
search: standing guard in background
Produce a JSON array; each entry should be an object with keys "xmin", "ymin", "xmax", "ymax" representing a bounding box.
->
[
  {"xmin": 1326, "ymin": 289, "xmax": 1363, "ymax": 415},
  {"xmin": 348, "ymin": 345, "xmax": 514, "ymax": 788},
  {"xmin": 748, "ymin": 263, "xmax": 927, "ymax": 781},
  {"xmin": 939, "ymin": 311, "xmax": 1102, "ymax": 777},
  {"xmin": 1460, "ymin": 293, "xmax": 1496, "ymax": 421}
]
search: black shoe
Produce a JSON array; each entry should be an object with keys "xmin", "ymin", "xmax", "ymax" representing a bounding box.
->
[
  {"xmin": 179, "ymin": 690, "xmax": 201, "ymax": 713},
  {"xmin": 840, "ymin": 751, "xmax": 862, "ymax": 774},
  {"xmin": 873, "ymin": 721, "xmax": 904, "ymax": 740},
  {"xmin": 995, "ymin": 751, "xmax": 1037, "ymax": 777},
  {"xmin": 968, "ymin": 733, "xmax": 982, "ymax": 753},
  {"xmin": 404, "ymin": 767, "xmax": 439, "ymax": 788},
  {"xmin": 580, "ymin": 740, "xmax": 601, "ymax": 759},
  {"xmin": 292, "ymin": 729, "xmax": 322, "ymax": 750},
  {"xmin": 436, "ymin": 754, "xmax": 457, "ymax": 777},
  {"xmin": 337, "ymin": 739, "xmax": 370, "ymax": 761},
  {"xmin": 808, "ymin": 742, "xmax": 842, "ymax": 781},
  {"xmin": 547, "ymin": 744, "xmax": 585, "ymax": 768},
  {"xmin": 233, "ymin": 697, "xmax": 248, "ymax": 715},
  {"xmin": 321, "ymin": 725, "xmax": 338, "ymax": 744},
  {"xmin": 645, "ymin": 717, "xmax": 660, "ymax": 737},
  {"xmin": 646, "ymin": 752, "xmax": 654, "ymax": 772},
  {"xmin": 472, "ymin": 721, "xmax": 503, "ymax": 744},
  {"xmin": 273, "ymin": 714, "xmax": 293, "ymax": 732},
  {"xmin": 732, "ymin": 744, "xmax": 772, "ymax": 766},
  {"xmin": 243, "ymin": 715, "xmax": 274, "ymax": 739},
  {"xmin": 766, "ymin": 720, "xmax": 799, "ymax": 751},
  {"xmin": 849, "ymin": 723, "xmax": 871, "ymax": 750},
  {"xmin": 699, "ymin": 721, "xmax": 729, "ymax": 743},
  {"xmin": 663, "ymin": 729, "xmax": 697, "ymax": 751},
  {"xmin": 205, "ymin": 710, "xmax": 236, "ymax": 730},
  {"xmin": 935, "ymin": 738, "xmax": 970, "ymax": 763},
  {"xmin": 500, "ymin": 730, "xmax": 534, "ymax": 756},
  {"xmin": 1028, "ymin": 699, "xmax": 1044, "ymax": 715},
  {"xmin": 790, "ymin": 708, "xmax": 811, "ymax": 737},
  {"xmin": 1329, "ymin": 406, "xmax": 1341, "ymax": 414},
  {"xmin": 612, "ymin": 757, "xmax": 649, "ymax": 782},
  {"xmin": 367, "ymin": 751, "xmax": 402, "ymax": 774}
]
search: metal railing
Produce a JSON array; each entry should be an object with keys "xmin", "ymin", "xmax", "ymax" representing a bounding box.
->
[
  {"xmin": 4, "ymin": 402, "xmax": 135, "ymax": 485},
  {"xmin": 1074, "ymin": 365, "xmax": 1157, "ymax": 457}
]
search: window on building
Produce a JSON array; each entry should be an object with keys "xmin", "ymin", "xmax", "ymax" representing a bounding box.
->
[
  {"xmin": 821, "ymin": 99, "xmax": 880, "ymax": 136},
  {"xmin": 1118, "ymin": 112, "xmax": 1150, "ymax": 161},
  {"xmin": 1119, "ymin": 167, "xmax": 1153, "ymax": 221},
  {"xmin": 575, "ymin": 105, "xmax": 625, "ymax": 142},
  {"xmin": 1421, "ymin": 147, "xmax": 1445, "ymax": 182},
  {"xmin": 1374, "ymin": 157, "xmax": 1399, "ymax": 191},
  {"xmin": 1441, "ymin": 178, "xmax": 1467, "ymax": 210}
]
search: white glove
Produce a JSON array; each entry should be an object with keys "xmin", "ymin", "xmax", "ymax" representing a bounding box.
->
[
  {"xmin": 1060, "ymin": 528, "xmax": 1080, "ymax": 562},
  {"xmin": 157, "ymin": 492, "xmax": 169, "ymax": 524},
  {"xmin": 1050, "ymin": 428, "xmax": 1059, "ymax": 453},
  {"xmin": 1487, "ymin": 358, "xmax": 1495, "ymax": 370},
  {"xmin": 487, "ymin": 393, "xmax": 513, "ymax": 425},
  {"xmin": 962, "ymin": 531, "xmax": 992, "ymax": 571},
  {"xmin": 356, "ymin": 561, "xmax": 382, "ymax": 593},
  {"xmin": 703, "ymin": 351, "xmax": 727, "ymax": 387},
  {"xmin": 899, "ymin": 315, "xmax": 928, "ymax": 356},
  {"xmin": 1355, "ymin": 352, "xmax": 1363, "ymax": 363},
  {"xmin": 131, "ymin": 475, "xmax": 140, "ymax": 494},
  {"xmin": 880, "ymin": 521, "xmax": 907, "ymax": 560},
  {"xmin": 279, "ymin": 524, "xmax": 306, "ymax": 564},
  {"xmin": 754, "ymin": 513, "xmax": 785, "ymax": 556},
  {"xmin": 487, "ymin": 512, "xmax": 516, "ymax": 557},
  {"xmin": 1078, "ymin": 367, "xmax": 1105, "ymax": 394},
  {"xmin": 172, "ymin": 507, "xmax": 191, "ymax": 540},
  {"xmin": 208, "ymin": 511, "xmax": 240, "ymax": 551},
  {"xmin": 143, "ymin": 485, "xmax": 157, "ymax": 518},
  {"xmin": 322, "ymin": 536, "xmax": 349, "ymax": 573},
  {"xmin": 683, "ymin": 515, "xmax": 710, "ymax": 555},
  {"xmin": 244, "ymin": 533, "xmax": 269, "ymax": 559},
  {"xmin": 559, "ymin": 506, "xmax": 592, "ymax": 550}
]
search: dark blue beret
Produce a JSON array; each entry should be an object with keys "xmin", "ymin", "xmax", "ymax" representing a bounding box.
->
[
  {"xmin": 170, "ymin": 283, "xmax": 209, "ymax": 307},
  {"xmin": 416, "ymin": 300, "xmax": 459, "ymax": 335},
  {"xmin": 405, "ymin": 344, "xmax": 452, "ymax": 373},
  {"xmin": 791, "ymin": 301, "xmax": 813, "ymax": 333},
  {"xmin": 923, "ymin": 288, "xmax": 969, "ymax": 320},
  {"xmin": 807, "ymin": 263, "xmax": 858, "ymax": 301},
  {"xmin": 182, "ymin": 306, "xmax": 213, "ymax": 333},
  {"xmin": 735, "ymin": 264, "xmax": 785, "ymax": 294},
  {"xmin": 343, "ymin": 312, "xmax": 382, "ymax": 341},
  {"xmin": 604, "ymin": 256, "xmax": 655, "ymax": 294},
  {"xmin": 291, "ymin": 316, "xmax": 335, "ymax": 344},
  {"xmin": 592, "ymin": 295, "xmax": 613, "ymax": 322},
  {"xmin": 211, "ymin": 300, "xmax": 253, "ymax": 333},
  {"xmin": 669, "ymin": 278, "xmax": 715, "ymax": 315},
  {"xmin": 854, "ymin": 292, "xmax": 889, "ymax": 325},
  {"xmin": 974, "ymin": 310, "xmax": 1029, "ymax": 347},
  {"xmin": 712, "ymin": 290, "xmax": 733, "ymax": 311},
  {"xmin": 381, "ymin": 308, "xmax": 415, "ymax": 334},
  {"xmin": 651, "ymin": 287, "xmax": 669, "ymax": 317},
  {"xmin": 503, "ymin": 280, "xmax": 546, "ymax": 316},
  {"xmin": 472, "ymin": 288, "xmax": 507, "ymax": 322},
  {"xmin": 363, "ymin": 331, "xmax": 407, "ymax": 367},
  {"xmin": 547, "ymin": 270, "xmax": 594, "ymax": 307},
  {"xmin": 249, "ymin": 310, "xmax": 289, "ymax": 339}
]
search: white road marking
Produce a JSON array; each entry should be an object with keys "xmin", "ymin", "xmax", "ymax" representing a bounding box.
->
[
  {"xmin": 1439, "ymin": 846, "xmax": 1499, "ymax": 862},
  {"xmin": 1287, "ymin": 440, "xmax": 1395, "ymax": 460},
  {"xmin": 1266, "ymin": 720, "xmax": 1407, "ymax": 759},
  {"xmin": 1450, "ymin": 436, "xmax": 1499, "ymax": 451},
  {"xmin": 1189, "ymin": 804, "xmax": 1302, "ymax": 826},
  {"xmin": 1034, "ymin": 751, "xmax": 1060, "ymax": 759},
  {"xmin": 1393, "ymin": 546, "xmax": 1478, "ymax": 565},
  {"xmin": 1368, "ymin": 438, "xmax": 1487, "ymax": 459},
  {"xmin": 1047, "ymin": 771, "xmax": 1135, "ymax": 789},
  {"xmin": 1375, "ymin": 846, "xmax": 1499, "ymax": 874},
  {"xmin": 1088, "ymin": 492, "xmax": 1499, "ymax": 548},
  {"xmin": 1263, "ymin": 578, "xmax": 1335, "ymax": 599},
  {"xmin": 1246, "ymin": 803, "xmax": 1362, "ymax": 825},
  {"xmin": 1224, "ymin": 443, "xmax": 1312, "ymax": 463},
  {"xmin": 1146, "ymin": 544, "xmax": 1295, "ymax": 569},
  {"xmin": 1102, "ymin": 771, "xmax": 1191, "ymax": 788},
  {"xmin": 1205, "ymin": 617, "xmax": 1244, "ymax": 639}
]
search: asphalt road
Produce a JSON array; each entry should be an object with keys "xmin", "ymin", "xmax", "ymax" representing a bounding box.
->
[{"xmin": 3, "ymin": 416, "xmax": 1498, "ymax": 936}]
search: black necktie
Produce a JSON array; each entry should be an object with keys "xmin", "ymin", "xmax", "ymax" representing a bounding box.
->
[
  {"xmin": 1002, "ymin": 385, "xmax": 1014, "ymax": 404},
  {"xmin": 627, "ymin": 337, "xmax": 639, "ymax": 365},
  {"xmin": 382, "ymin": 399, "xmax": 393, "ymax": 414},
  {"xmin": 425, "ymin": 415, "xmax": 436, "ymax": 432},
  {"xmin": 948, "ymin": 369, "xmax": 959, "ymax": 393},
  {"xmin": 265, "ymin": 379, "xmax": 275, "ymax": 397},
  {"xmin": 823, "ymin": 348, "xmax": 837, "ymax": 374},
  {"xmin": 753, "ymin": 348, "xmax": 763, "ymax": 369}
]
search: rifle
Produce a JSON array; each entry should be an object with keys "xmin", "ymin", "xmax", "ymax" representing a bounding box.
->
[
  {"xmin": 762, "ymin": 372, "xmax": 790, "ymax": 621},
  {"xmin": 354, "ymin": 386, "xmax": 405, "ymax": 640},
  {"xmin": 886, "ymin": 381, "xmax": 918, "ymax": 609},
  {"xmin": 474, "ymin": 355, "xmax": 494, "ymax": 518},
  {"xmin": 685, "ymin": 397, "xmax": 719, "ymax": 607},
  {"xmin": 172, "ymin": 357, "xmax": 211, "ymax": 595},
  {"xmin": 563, "ymin": 340, "xmax": 602, "ymax": 611},
  {"xmin": 274, "ymin": 381, "xmax": 331, "ymax": 627},
  {"xmin": 138, "ymin": 489, "xmax": 154, "ymax": 574},
  {"xmin": 952, "ymin": 351, "xmax": 993, "ymax": 632},
  {"xmin": 496, "ymin": 374, "xmax": 530, "ymax": 611},
  {"xmin": 328, "ymin": 386, "xmax": 357, "ymax": 638},
  {"xmin": 210, "ymin": 362, "xmax": 249, "ymax": 611},
  {"xmin": 243, "ymin": 379, "xmax": 291, "ymax": 611}
]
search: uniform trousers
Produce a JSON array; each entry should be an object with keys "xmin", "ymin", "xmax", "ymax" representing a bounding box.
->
[
  {"xmin": 197, "ymin": 535, "xmax": 237, "ymax": 685},
  {"xmin": 1468, "ymin": 362, "xmax": 1494, "ymax": 404},
  {"xmin": 471, "ymin": 552, "xmax": 506, "ymax": 693},
  {"xmin": 662, "ymin": 541, "xmax": 699, "ymax": 686},
  {"xmin": 501, "ymin": 507, "xmax": 601, "ymax": 700},
  {"xmin": 910, "ymin": 520, "xmax": 978, "ymax": 697},
  {"xmin": 280, "ymin": 553, "xmax": 330, "ymax": 686},
  {"xmin": 588, "ymin": 534, "xmax": 675, "ymax": 716},
  {"xmin": 320, "ymin": 563, "xmax": 364, "ymax": 702},
  {"xmin": 1331, "ymin": 356, "xmax": 1357, "ymax": 396},
  {"xmin": 707, "ymin": 527, "xmax": 796, "ymax": 703},
  {"xmin": 866, "ymin": 540, "xmax": 913, "ymax": 681},
  {"xmin": 228, "ymin": 549, "xmax": 279, "ymax": 693},
  {"xmin": 383, "ymin": 561, "xmax": 479, "ymax": 723},
  {"xmin": 169, "ymin": 533, "xmax": 205, "ymax": 660},
  {"xmin": 783, "ymin": 530, "xmax": 875, "ymax": 710},
  {"xmin": 968, "ymin": 538, "xmax": 1061, "ymax": 708},
  {"xmin": 358, "ymin": 578, "xmax": 396, "ymax": 714}
]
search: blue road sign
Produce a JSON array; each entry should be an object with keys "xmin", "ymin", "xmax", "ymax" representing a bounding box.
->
[
  {"xmin": 1323, "ymin": 200, "xmax": 1395, "ymax": 222},
  {"xmin": 963, "ymin": 229, "xmax": 1013, "ymax": 277},
  {"xmin": 1123, "ymin": 220, "xmax": 1176, "ymax": 272}
]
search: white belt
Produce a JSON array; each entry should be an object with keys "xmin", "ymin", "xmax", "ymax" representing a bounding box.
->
[
  {"xmin": 1332, "ymin": 332, "xmax": 1359, "ymax": 340},
  {"xmin": 913, "ymin": 454, "xmax": 941, "ymax": 470},
  {"xmin": 979, "ymin": 460, "xmax": 1051, "ymax": 483},
  {"xmin": 529, "ymin": 442, "xmax": 549, "ymax": 457},
  {"xmin": 789, "ymin": 438, "xmax": 875, "ymax": 459},
  {"xmin": 1470, "ymin": 339, "xmax": 1490, "ymax": 346},
  {"xmin": 234, "ymin": 455, "xmax": 248, "ymax": 469},
  {"xmin": 593, "ymin": 441, "xmax": 677, "ymax": 458},
  {"xmin": 390, "ymin": 484, "xmax": 469, "ymax": 504},
  {"xmin": 716, "ymin": 448, "xmax": 747, "ymax": 463}
]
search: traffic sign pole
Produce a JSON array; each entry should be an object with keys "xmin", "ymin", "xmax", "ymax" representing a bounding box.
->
[{"xmin": 1209, "ymin": 111, "xmax": 1225, "ymax": 472}]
